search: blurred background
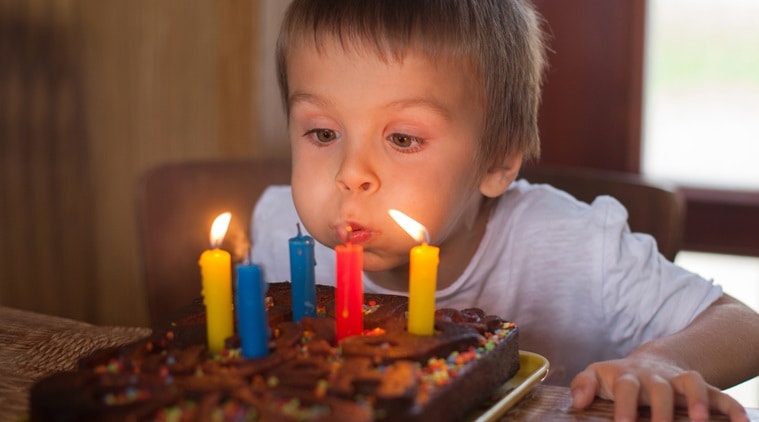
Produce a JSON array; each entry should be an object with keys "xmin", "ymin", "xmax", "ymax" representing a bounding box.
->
[
  {"xmin": 1, "ymin": 0, "xmax": 757, "ymax": 405},
  {"xmin": 643, "ymin": 0, "xmax": 759, "ymax": 405}
]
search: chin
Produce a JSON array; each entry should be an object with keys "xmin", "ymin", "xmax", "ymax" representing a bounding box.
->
[{"xmin": 361, "ymin": 252, "xmax": 408, "ymax": 273}]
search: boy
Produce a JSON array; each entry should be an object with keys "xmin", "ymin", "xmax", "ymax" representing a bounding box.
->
[{"xmin": 252, "ymin": 1, "xmax": 759, "ymax": 420}]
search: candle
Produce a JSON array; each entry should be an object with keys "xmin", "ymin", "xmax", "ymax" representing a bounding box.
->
[
  {"xmin": 289, "ymin": 223, "xmax": 316, "ymax": 321},
  {"xmin": 235, "ymin": 261, "xmax": 268, "ymax": 358},
  {"xmin": 388, "ymin": 209, "xmax": 440, "ymax": 335},
  {"xmin": 335, "ymin": 228, "xmax": 363, "ymax": 341},
  {"xmin": 198, "ymin": 212, "xmax": 234, "ymax": 353}
]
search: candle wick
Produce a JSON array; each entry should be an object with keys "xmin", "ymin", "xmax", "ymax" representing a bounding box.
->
[
  {"xmin": 423, "ymin": 228, "xmax": 430, "ymax": 245},
  {"xmin": 296, "ymin": 222, "xmax": 302, "ymax": 237},
  {"xmin": 345, "ymin": 226, "xmax": 352, "ymax": 245}
]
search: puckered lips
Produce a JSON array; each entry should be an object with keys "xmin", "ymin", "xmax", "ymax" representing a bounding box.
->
[{"xmin": 334, "ymin": 221, "xmax": 374, "ymax": 245}]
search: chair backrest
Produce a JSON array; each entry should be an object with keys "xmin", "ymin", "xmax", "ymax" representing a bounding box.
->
[
  {"xmin": 135, "ymin": 158, "xmax": 291, "ymax": 325},
  {"xmin": 519, "ymin": 166, "xmax": 686, "ymax": 262}
]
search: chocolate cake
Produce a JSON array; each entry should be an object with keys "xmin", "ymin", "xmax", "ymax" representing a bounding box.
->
[{"xmin": 30, "ymin": 283, "xmax": 519, "ymax": 421}]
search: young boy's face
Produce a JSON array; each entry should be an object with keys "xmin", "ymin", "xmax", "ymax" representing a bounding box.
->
[{"xmin": 286, "ymin": 38, "xmax": 501, "ymax": 273}]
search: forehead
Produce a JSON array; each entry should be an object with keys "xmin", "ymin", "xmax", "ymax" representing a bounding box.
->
[
  {"xmin": 284, "ymin": 38, "xmax": 487, "ymax": 157},
  {"xmin": 286, "ymin": 34, "xmax": 480, "ymax": 93},
  {"xmin": 285, "ymin": 37, "xmax": 479, "ymax": 108},
  {"xmin": 286, "ymin": 29, "xmax": 427, "ymax": 68}
]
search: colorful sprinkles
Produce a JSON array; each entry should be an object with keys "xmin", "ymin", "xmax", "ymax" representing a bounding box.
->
[
  {"xmin": 89, "ymin": 293, "xmax": 517, "ymax": 421},
  {"xmin": 416, "ymin": 322, "xmax": 516, "ymax": 399},
  {"xmin": 362, "ymin": 300, "xmax": 380, "ymax": 315}
]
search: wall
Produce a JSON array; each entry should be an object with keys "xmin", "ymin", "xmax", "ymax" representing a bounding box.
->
[
  {"xmin": 1, "ymin": 1, "xmax": 286, "ymax": 326},
  {"xmin": 532, "ymin": 0, "xmax": 645, "ymax": 172}
]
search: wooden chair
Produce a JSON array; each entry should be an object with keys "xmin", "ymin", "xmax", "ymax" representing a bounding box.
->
[
  {"xmin": 519, "ymin": 165, "xmax": 686, "ymax": 262},
  {"xmin": 135, "ymin": 158, "xmax": 291, "ymax": 325}
]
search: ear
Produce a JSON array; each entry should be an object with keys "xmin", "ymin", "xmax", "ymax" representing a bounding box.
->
[{"xmin": 479, "ymin": 153, "xmax": 523, "ymax": 198}]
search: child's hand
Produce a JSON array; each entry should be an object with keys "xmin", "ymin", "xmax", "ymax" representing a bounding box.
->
[{"xmin": 569, "ymin": 357, "xmax": 749, "ymax": 421}]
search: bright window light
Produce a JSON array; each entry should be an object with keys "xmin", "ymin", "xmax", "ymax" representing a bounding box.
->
[{"xmin": 643, "ymin": 0, "xmax": 759, "ymax": 190}]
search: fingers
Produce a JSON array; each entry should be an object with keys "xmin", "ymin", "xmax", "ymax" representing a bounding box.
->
[
  {"xmin": 570, "ymin": 369, "xmax": 600, "ymax": 409},
  {"xmin": 663, "ymin": 371, "xmax": 748, "ymax": 422},
  {"xmin": 670, "ymin": 371, "xmax": 709, "ymax": 420},
  {"xmin": 570, "ymin": 363, "xmax": 749, "ymax": 422},
  {"xmin": 709, "ymin": 388, "xmax": 749, "ymax": 422},
  {"xmin": 688, "ymin": 387, "xmax": 749, "ymax": 422},
  {"xmin": 613, "ymin": 373, "xmax": 642, "ymax": 422},
  {"xmin": 704, "ymin": 387, "xmax": 748, "ymax": 422},
  {"xmin": 645, "ymin": 375, "xmax": 674, "ymax": 422}
]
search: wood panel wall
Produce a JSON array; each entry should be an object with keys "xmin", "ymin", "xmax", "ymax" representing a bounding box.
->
[
  {"xmin": 1, "ymin": 0, "xmax": 96, "ymax": 323},
  {"xmin": 1, "ymin": 0, "xmax": 280, "ymax": 327},
  {"xmin": 532, "ymin": 0, "xmax": 646, "ymax": 172}
]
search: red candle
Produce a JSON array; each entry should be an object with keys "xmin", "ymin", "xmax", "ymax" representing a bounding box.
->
[{"xmin": 335, "ymin": 230, "xmax": 363, "ymax": 341}]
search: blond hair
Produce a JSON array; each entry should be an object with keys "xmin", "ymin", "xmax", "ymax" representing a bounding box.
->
[{"xmin": 276, "ymin": 0, "xmax": 547, "ymax": 167}]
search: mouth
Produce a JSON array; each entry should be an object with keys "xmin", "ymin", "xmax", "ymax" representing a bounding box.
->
[{"xmin": 334, "ymin": 222, "xmax": 374, "ymax": 245}]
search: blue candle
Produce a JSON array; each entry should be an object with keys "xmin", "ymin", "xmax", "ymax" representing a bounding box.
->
[
  {"xmin": 235, "ymin": 263, "xmax": 268, "ymax": 358},
  {"xmin": 289, "ymin": 223, "xmax": 316, "ymax": 321}
]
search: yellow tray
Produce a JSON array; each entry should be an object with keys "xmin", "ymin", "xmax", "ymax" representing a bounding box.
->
[{"xmin": 467, "ymin": 350, "xmax": 550, "ymax": 421}]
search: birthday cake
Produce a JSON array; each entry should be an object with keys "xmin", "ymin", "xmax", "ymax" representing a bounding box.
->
[{"xmin": 29, "ymin": 282, "xmax": 520, "ymax": 421}]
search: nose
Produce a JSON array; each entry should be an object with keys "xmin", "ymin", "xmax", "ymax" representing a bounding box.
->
[{"xmin": 334, "ymin": 148, "xmax": 379, "ymax": 194}]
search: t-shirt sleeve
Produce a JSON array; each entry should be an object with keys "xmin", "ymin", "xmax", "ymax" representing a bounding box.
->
[
  {"xmin": 250, "ymin": 185, "xmax": 337, "ymax": 286},
  {"xmin": 594, "ymin": 196, "xmax": 723, "ymax": 355},
  {"xmin": 250, "ymin": 185, "xmax": 301, "ymax": 284}
]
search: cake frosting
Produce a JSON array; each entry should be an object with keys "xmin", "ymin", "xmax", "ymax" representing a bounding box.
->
[{"xmin": 30, "ymin": 283, "xmax": 519, "ymax": 421}]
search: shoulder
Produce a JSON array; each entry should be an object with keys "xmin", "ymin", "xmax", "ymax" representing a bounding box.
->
[
  {"xmin": 251, "ymin": 184, "xmax": 300, "ymax": 243},
  {"xmin": 250, "ymin": 186, "xmax": 297, "ymax": 239},
  {"xmin": 255, "ymin": 185, "xmax": 294, "ymax": 209},
  {"xmin": 250, "ymin": 185, "xmax": 298, "ymax": 282},
  {"xmin": 501, "ymin": 178, "xmax": 630, "ymax": 234},
  {"xmin": 253, "ymin": 185, "xmax": 297, "ymax": 221},
  {"xmin": 489, "ymin": 178, "xmax": 640, "ymax": 285}
]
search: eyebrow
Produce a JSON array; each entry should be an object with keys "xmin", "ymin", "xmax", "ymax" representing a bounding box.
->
[
  {"xmin": 288, "ymin": 92, "xmax": 332, "ymax": 109},
  {"xmin": 385, "ymin": 97, "xmax": 454, "ymax": 122},
  {"xmin": 289, "ymin": 92, "xmax": 453, "ymax": 121}
]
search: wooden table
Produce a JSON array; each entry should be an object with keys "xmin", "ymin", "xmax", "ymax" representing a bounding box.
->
[
  {"xmin": 0, "ymin": 306, "xmax": 151, "ymax": 421},
  {"xmin": 1, "ymin": 306, "xmax": 757, "ymax": 422}
]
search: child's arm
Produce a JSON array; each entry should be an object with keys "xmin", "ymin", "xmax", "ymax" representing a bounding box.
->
[{"xmin": 570, "ymin": 294, "xmax": 759, "ymax": 421}]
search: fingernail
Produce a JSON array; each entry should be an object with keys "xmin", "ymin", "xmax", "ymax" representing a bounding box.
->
[
  {"xmin": 691, "ymin": 402, "xmax": 708, "ymax": 421},
  {"xmin": 570, "ymin": 388, "xmax": 581, "ymax": 407}
]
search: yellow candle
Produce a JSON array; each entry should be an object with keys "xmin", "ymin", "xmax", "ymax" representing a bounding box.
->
[
  {"xmin": 199, "ymin": 212, "xmax": 234, "ymax": 353},
  {"xmin": 388, "ymin": 209, "xmax": 440, "ymax": 335},
  {"xmin": 408, "ymin": 242, "xmax": 440, "ymax": 335}
]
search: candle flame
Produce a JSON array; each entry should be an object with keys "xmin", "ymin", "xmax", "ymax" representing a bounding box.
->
[
  {"xmin": 209, "ymin": 212, "xmax": 232, "ymax": 248},
  {"xmin": 388, "ymin": 209, "xmax": 430, "ymax": 244}
]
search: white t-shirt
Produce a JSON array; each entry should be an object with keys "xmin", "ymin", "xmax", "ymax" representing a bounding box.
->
[{"xmin": 251, "ymin": 179, "xmax": 722, "ymax": 386}]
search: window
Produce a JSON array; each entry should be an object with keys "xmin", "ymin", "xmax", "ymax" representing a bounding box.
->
[
  {"xmin": 643, "ymin": 0, "xmax": 759, "ymax": 190},
  {"xmin": 644, "ymin": 0, "xmax": 759, "ymax": 407}
]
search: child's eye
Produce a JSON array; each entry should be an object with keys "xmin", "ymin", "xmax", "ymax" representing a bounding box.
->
[
  {"xmin": 304, "ymin": 128, "xmax": 339, "ymax": 144},
  {"xmin": 388, "ymin": 133, "xmax": 424, "ymax": 151}
]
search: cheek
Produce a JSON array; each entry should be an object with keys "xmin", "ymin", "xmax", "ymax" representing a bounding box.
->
[
  {"xmin": 419, "ymin": 172, "xmax": 483, "ymax": 241},
  {"xmin": 291, "ymin": 176, "xmax": 319, "ymax": 221},
  {"xmin": 291, "ymin": 170, "xmax": 336, "ymax": 245}
]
